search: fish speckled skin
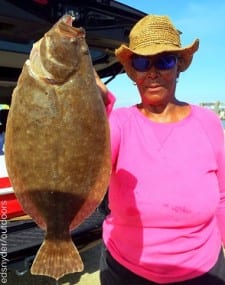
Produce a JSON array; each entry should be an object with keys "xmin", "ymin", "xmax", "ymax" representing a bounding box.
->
[{"xmin": 5, "ymin": 15, "xmax": 111, "ymax": 280}]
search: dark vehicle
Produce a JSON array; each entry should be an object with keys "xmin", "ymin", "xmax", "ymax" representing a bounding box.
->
[{"xmin": 0, "ymin": 0, "xmax": 146, "ymax": 283}]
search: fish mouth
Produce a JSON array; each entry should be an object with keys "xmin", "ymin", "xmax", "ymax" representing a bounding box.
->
[
  {"xmin": 58, "ymin": 14, "xmax": 85, "ymax": 38},
  {"xmin": 61, "ymin": 14, "xmax": 74, "ymax": 26}
]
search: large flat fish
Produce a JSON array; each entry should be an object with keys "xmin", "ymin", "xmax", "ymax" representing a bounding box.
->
[{"xmin": 4, "ymin": 15, "xmax": 111, "ymax": 280}]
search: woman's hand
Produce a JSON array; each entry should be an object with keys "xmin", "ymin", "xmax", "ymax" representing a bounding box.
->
[{"xmin": 93, "ymin": 69, "xmax": 109, "ymax": 105}]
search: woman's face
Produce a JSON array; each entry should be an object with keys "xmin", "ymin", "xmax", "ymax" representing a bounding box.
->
[{"xmin": 133, "ymin": 54, "xmax": 180, "ymax": 106}]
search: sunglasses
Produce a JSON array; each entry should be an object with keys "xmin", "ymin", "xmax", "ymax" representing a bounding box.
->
[{"xmin": 131, "ymin": 54, "xmax": 178, "ymax": 72}]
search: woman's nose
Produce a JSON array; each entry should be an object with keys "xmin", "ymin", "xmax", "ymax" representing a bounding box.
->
[{"xmin": 146, "ymin": 66, "xmax": 159, "ymax": 78}]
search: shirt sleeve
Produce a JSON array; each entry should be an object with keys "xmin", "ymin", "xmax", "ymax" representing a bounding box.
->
[
  {"xmin": 108, "ymin": 110, "xmax": 122, "ymax": 169},
  {"xmin": 216, "ymin": 129, "xmax": 225, "ymax": 246},
  {"xmin": 195, "ymin": 106, "xmax": 225, "ymax": 246},
  {"xmin": 105, "ymin": 91, "xmax": 116, "ymax": 116}
]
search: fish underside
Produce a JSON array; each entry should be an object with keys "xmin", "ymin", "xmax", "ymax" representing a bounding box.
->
[{"xmin": 5, "ymin": 15, "xmax": 111, "ymax": 280}]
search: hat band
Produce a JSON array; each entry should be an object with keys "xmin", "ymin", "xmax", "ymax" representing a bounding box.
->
[{"xmin": 131, "ymin": 41, "xmax": 181, "ymax": 53}]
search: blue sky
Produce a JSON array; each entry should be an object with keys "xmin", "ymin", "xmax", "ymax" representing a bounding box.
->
[{"xmin": 106, "ymin": 0, "xmax": 225, "ymax": 108}]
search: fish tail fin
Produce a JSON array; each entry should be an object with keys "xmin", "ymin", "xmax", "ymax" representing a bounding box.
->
[{"xmin": 31, "ymin": 238, "xmax": 84, "ymax": 280}]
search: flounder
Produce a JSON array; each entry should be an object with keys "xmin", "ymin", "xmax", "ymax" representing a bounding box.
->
[{"xmin": 5, "ymin": 15, "xmax": 111, "ymax": 280}]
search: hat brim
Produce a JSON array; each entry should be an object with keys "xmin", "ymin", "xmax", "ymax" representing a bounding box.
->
[{"xmin": 115, "ymin": 39, "xmax": 199, "ymax": 80}]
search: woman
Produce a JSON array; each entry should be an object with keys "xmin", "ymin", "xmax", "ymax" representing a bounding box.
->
[{"xmin": 96, "ymin": 15, "xmax": 225, "ymax": 285}]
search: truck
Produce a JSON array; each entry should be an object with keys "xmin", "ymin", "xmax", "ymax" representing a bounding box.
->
[{"xmin": 0, "ymin": 1, "xmax": 146, "ymax": 284}]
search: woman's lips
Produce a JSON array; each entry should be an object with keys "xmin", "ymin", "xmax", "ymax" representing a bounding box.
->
[{"xmin": 147, "ymin": 84, "xmax": 162, "ymax": 89}]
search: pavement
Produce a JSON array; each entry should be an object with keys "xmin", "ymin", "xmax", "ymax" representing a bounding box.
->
[{"xmin": 60, "ymin": 242, "xmax": 102, "ymax": 285}]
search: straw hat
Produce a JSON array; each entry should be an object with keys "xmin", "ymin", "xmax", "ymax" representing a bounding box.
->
[{"xmin": 115, "ymin": 15, "xmax": 199, "ymax": 80}]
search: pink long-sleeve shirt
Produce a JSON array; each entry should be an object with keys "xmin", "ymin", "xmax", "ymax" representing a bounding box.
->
[{"xmin": 103, "ymin": 98, "xmax": 225, "ymax": 284}]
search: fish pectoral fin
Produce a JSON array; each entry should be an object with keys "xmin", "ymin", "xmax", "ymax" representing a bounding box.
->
[{"xmin": 31, "ymin": 238, "xmax": 84, "ymax": 280}]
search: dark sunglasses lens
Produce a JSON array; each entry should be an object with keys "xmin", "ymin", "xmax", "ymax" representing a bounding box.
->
[
  {"xmin": 155, "ymin": 55, "xmax": 177, "ymax": 70},
  {"xmin": 131, "ymin": 55, "xmax": 177, "ymax": 71},
  {"xmin": 131, "ymin": 56, "xmax": 151, "ymax": 72}
]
